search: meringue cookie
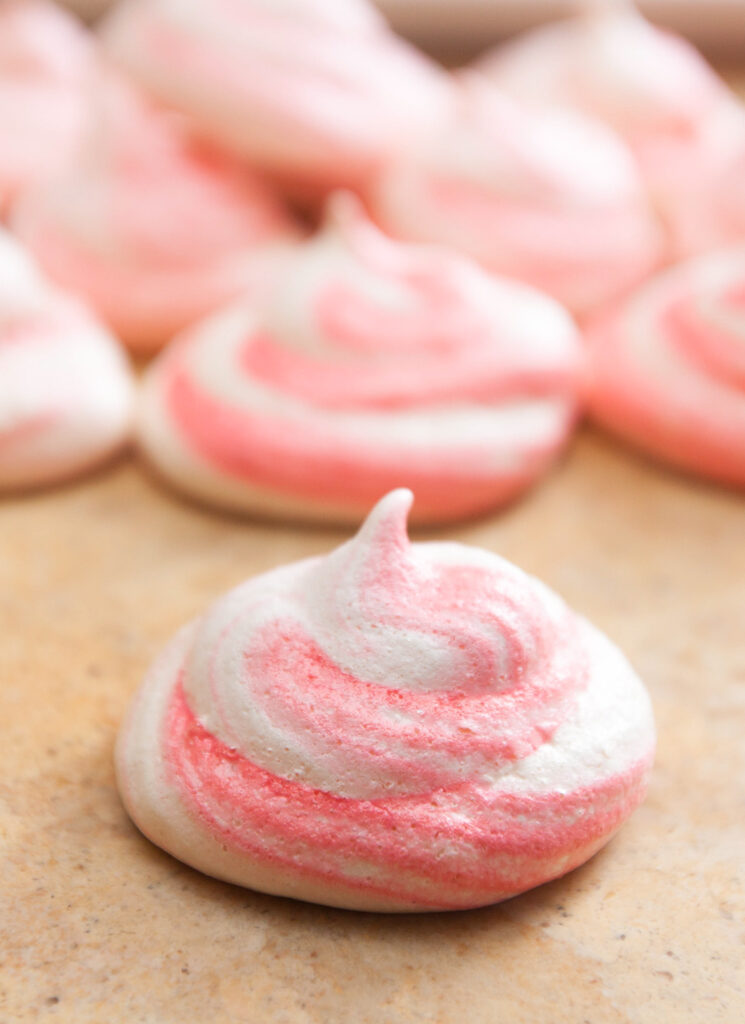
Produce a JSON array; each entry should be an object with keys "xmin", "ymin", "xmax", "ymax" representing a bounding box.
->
[
  {"xmin": 100, "ymin": 0, "xmax": 454, "ymax": 194},
  {"xmin": 586, "ymin": 246, "xmax": 745, "ymax": 486},
  {"xmin": 477, "ymin": 5, "xmax": 745, "ymax": 259},
  {"xmin": 138, "ymin": 195, "xmax": 583, "ymax": 524},
  {"xmin": 0, "ymin": 0, "xmax": 94, "ymax": 216},
  {"xmin": 13, "ymin": 75, "xmax": 299, "ymax": 352},
  {"xmin": 370, "ymin": 75, "xmax": 663, "ymax": 316},
  {"xmin": 117, "ymin": 488, "xmax": 655, "ymax": 912},
  {"xmin": 0, "ymin": 230, "xmax": 134, "ymax": 490}
]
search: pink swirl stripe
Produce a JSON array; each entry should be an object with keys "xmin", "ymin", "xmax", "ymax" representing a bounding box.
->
[
  {"xmin": 164, "ymin": 682, "xmax": 649, "ymax": 909},
  {"xmin": 13, "ymin": 75, "xmax": 297, "ymax": 351},
  {"xmin": 164, "ymin": 352, "xmax": 569, "ymax": 520},
  {"xmin": 587, "ymin": 248, "xmax": 745, "ymax": 485},
  {"xmin": 666, "ymin": 285, "xmax": 745, "ymax": 389},
  {"xmin": 422, "ymin": 177, "xmax": 658, "ymax": 303},
  {"xmin": 102, "ymin": 0, "xmax": 452, "ymax": 192},
  {"xmin": 369, "ymin": 77, "xmax": 664, "ymax": 316},
  {"xmin": 0, "ymin": 0, "xmax": 92, "ymax": 213}
]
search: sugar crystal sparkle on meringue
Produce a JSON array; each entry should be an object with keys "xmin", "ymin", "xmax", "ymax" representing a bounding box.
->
[{"xmin": 116, "ymin": 489, "xmax": 656, "ymax": 912}]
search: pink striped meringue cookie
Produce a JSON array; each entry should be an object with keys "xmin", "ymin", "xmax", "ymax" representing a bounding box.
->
[
  {"xmin": 0, "ymin": 229, "xmax": 134, "ymax": 490},
  {"xmin": 477, "ymin": 4, "xmax": 745, "ymax": 260},
  {"xmin": 137, "ymin": 195, "xmax": 584, "ymax": 524},
  {"xmin": 13, "ymin": 75, "xmax": 299, "ymax": 353},
  {"xmin": 99, "ymin": 0, "xmax": 454, "ymax": 194},
  {"xmin": 0, "ymin": 0, "xmax": 94, "ymax": 216},
  {"xmin": 370, "ymin": 74, "xmax": 664, "ymax": 317},
  {"xmin": 586, "ymin": 246, "xmax": 745, "ymax": 487},
  {"xmin": 117, "ymin": 488, "xmax": 655, "ymax": 912}
]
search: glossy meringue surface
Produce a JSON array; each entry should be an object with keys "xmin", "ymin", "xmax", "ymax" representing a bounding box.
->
[
  {"xmin": 13, "ymin": 75, "xmax": 298, "ymax": 352},
  {"xmin": 0, "ymin": 0, "xmax": 93, "ymax": 214},
  {"xmin": 138, "ymin": 196, "xmax": 583, "ymax": 523},
  {"xmin": 587, "ymin": 246, "xmax": 745, "ymax": 486},
  {"xmin": 478, "ymin": 6, "xmax": 745, "ymax": 258},
  {"xmin": 101, "ymin": 0, "xmax": 454, "ymax": 192},
  {"xmin": 0, "ymin": 229, "xmax": 134, "ymax": 490},
  {"xmin": 117, "ymin": 488, "xmax": 655, "ymax": 912},
  {"xmin": 371, "ymin": 75, "xmax": 663, "ymax": 315}
]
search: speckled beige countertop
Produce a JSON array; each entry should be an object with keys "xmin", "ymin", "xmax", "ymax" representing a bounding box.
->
[{"xmin": 1, "ymin": 427, "xmax": 744, "ymax": 1023}]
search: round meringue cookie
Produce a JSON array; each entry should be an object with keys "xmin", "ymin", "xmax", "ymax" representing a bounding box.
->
[
  {"xmin": 0, "ymin": 230, "xmax": 134, "ymax": 490},
  {"xmin": 13, "ymin": 75, "xmax": 299, "ymax": 353},
  {"xmin": 100, "ymin": 0, "xmax": 454, "ymax": 194},
  {"xmin": 370, "ymin": 75, "xmax": 663, "ymax": 316},
  {"xmin": 477, "ymin": 5, "xmax": 745, "ymax": 260},
  {"xmin": 0, "ymin": 0, "xmax": 93, "ymax": 215},
  {"xmin": 586, "ymin": 246, "xmax": 745, "ymax": 487},
  {"xmin": 138, "ymin": 195, "xmax": 584, "ymax": 524},
  {"xmin": 117, "ymin": 488, "xmax": 655, "ymax": 912}
]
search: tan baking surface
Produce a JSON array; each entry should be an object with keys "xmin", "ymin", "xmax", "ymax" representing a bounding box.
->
[{"xmin": 1, "ymin": 428, "xmax": 743, "ymax": 1023}]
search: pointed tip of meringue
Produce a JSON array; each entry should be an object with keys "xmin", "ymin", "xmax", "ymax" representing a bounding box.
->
[
  {"xmin": 577, "ymin": 0, "xmax": 635, "ymax": 22},
  {"xmin": 321, "ymin": 189, "xmax": 394, "ymax": 262},
  {"xmin": 325, "ymin": 189, "xmax": 365, "ymax": 225},
  {"xmin": 322, "ymin": 190, "xmax": 375, "ymax": 246},
  {"xmin": 355, "ymin": 488, "xmax": 414, "ymax": 551}
]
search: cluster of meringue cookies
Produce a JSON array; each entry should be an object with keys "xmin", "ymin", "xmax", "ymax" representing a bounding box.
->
[
  {"xmin": 5, "ymin": 0, "xmax": 744, "ymax": 910},
  {"xmin": 3, "ymin": 0, "xmax": 745, "ymax": 504}
]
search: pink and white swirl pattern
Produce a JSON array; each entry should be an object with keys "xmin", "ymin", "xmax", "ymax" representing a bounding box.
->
[
  {"xmin": 13, "ymin": 75, "xmax": 299, "ymax": 352},
  {"xmin": 477, "ymin": 5, "xmax": 745, "ymax": 259},
  {"xmin": 100, "ymin": 0, "xmax": 454, "ymax": 193},
  {"xmin": 0, "ymin": 230, "xmax": 134, "ymax": 490},
  {"xmin": 586, "ymin": 246, "xmax": 745, "ymax": 486},
  {"xmin": 370, "ymin": 75, "xmax": 663, "ymax": 316},
  {"xmin": 0, "ymin": 0, "xmax": 93, "ymax": 215},
  {"xmin": 117, "ymin": 488, "xmax": 655, "ymax": 912},
  {"xmin": 138, "ymin": 196, "xmax": 583, "ymax": 523}
]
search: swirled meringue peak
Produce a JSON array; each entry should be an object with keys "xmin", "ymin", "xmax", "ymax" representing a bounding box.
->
[
  {"xmin": 370, "ymin": 74, "xmax": 663, "ymax": 316},
  {"xmin": 138, "ymin": 194, "xmax": 584, "ymax": 524},
  {"xmin": 0, "ymin": 0, "xmax": 94, "ymax": 216},
  {"xmin": 0, "ymin": 228, "xmax": 134, "ymax": 490},
  {"xmin": 586, "ymin": 246, "xmax": 745, "ymax": 486},
  {"xmin": 117, "ymin": 488, "xmax": 656, "ymax": 912},
  {"xmin": 100, "ymin": 0, "xmax": 454, "ymax": 193},
  {"xmin": 13, "ymin": 74, "xmax": 299, "ymax": 353},
  {"xmin": 477, "ymin": 4, "xmax": 745, "ymax": 259}
]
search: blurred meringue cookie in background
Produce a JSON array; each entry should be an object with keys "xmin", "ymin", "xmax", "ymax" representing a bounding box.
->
[
  {"xmin": 477, "ymin": 3, "xmax": 745, "ymax": 259},
  {"xmin": 370, "ymin": 74, "xmax": 664, "ymax": 317},
  {"xmin": 116, "ymin": 487, "xmax": 656, "ymax": 912},
  {"xmin": 99, "ymin": 0, "xmax": 454, "ymax": 196},
  {"xmin": 137, "ymin": 194, "xmax": 584, "ymax": 524},
  {"xmin": 586, "ymin": 246, "xmax": 745, "ymax": 487},
  {"xmin": 0, "ymin": 228, "xmax": 134, "ymax": 491},
  {"xmin": 13, "ymin": 74, "xmax": 300, "ymax": 354},
  {"xmin": 0, "ymin": 0, "xmax": 94, "ymax": 216}
]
